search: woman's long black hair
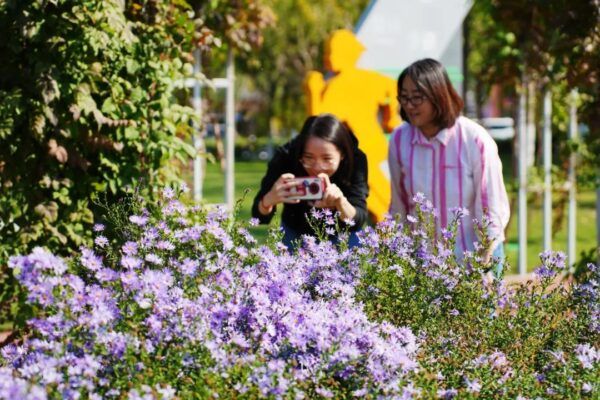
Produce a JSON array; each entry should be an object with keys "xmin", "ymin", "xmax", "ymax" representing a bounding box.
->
[{"xmin": 293, "ymin": 113, "xmax": 356, "ymax": 183}]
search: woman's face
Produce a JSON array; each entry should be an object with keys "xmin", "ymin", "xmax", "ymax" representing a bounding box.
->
[
  {"xmin": 400, "ymin": 76, "xmax": 437, "ymax": 136},
  {"xmin": 300, "ymin": 136, "xmax": 343, "ymax": 177}
]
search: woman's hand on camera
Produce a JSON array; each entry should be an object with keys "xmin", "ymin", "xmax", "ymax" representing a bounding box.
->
[
  {"xmin": 313, "ymin": 174, "xmax": 357, "ymax": 221},
  {"xmin": 264, "ymin": 173, "xmax": 301, "ymax": 207},
  {"xmin": 313, "ymin": 174, "xmax": 344, "ymax": 209}
]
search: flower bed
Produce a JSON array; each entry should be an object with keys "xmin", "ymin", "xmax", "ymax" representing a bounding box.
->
[{"xmin": 1, "ymin": 190, "xmax": 598, "ymax": 399}]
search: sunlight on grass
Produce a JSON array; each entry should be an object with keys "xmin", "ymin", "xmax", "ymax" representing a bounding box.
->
[
  {"xmin": 504, "ymin": 191, "xmax": 596, "ymax": 274},
  {"xmin": 186, "ymin": 160, "xmax": 271, "ymax": 243}
]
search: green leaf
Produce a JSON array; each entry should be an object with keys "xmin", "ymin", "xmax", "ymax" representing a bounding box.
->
[
  {"xmin": 124, "ymin": 126, "xmax": 139, "ymax": 140},
  {"xmin": 101, "ymin": 97, "xmax": 117, "ymax": 114}
]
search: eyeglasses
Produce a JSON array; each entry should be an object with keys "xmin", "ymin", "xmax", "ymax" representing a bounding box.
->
[
  {"xmin": 300, "ymin": 157, "xmax": 337, "ymax": 169},
  {"xmin": 397, "ymin": 94, "xmax": 426, "ymax": 107}
]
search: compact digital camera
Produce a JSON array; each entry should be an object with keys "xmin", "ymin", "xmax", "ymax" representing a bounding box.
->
[{"xmin": 287, "ymin": 176, "xmax": 325, "ymax": 201}]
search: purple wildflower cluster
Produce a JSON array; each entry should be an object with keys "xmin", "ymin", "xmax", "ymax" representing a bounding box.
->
[
  {"xmin": 533, "ymin": 250, "xmax": 567, "ymax": 280},
  {"xmin": 1, "ymin": 190, "xmax": 598, "ymax": 399},
  {"xmin": 350, "ymin": 193, "xmax": 599, "ymax": 398},
  {"xmin": 1, "ymin": 190, "xmax": 418, "ymax": 399},
  {"xmin": 573, "ymin": 263, "xmax": 600, "ymax": 334}
]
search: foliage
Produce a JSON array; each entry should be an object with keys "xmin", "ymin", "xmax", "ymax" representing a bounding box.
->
[
  {"xmin": 355, "ymin": 195, "xmax": 599, "ymax": 398},
  {"xmin": 0, "ymin": 0, "xmax": 199, "ymax": 323},
  {"xmin": 0, "ymin": 0, "xmax": 274, "ymax": 326},
  {"xmin": 467, "ymin": 0, "xmax": 600, "ymax": 261},
  {"xmin": 0, "ymin": 191, "xmax": 598, "ymax": 398},
  {"xmin": 1, "ymin": 188, "xmax": 419, "ymax": 399},
  {"xmin": 189, "ymin": 0, "xmax": 275, "ymax": 53},
  {"xmin": 466, "ymin": 0, "xmax": 600, "ymax": 176},
  {"xmin": 236, "ymin": 0, "xmax": 371, "ymax": 135}
]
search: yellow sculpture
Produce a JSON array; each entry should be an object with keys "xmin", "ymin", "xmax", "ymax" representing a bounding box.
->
[{"xmin": 305, "ymin": 29, "xmax": 400, "ymax": 222}]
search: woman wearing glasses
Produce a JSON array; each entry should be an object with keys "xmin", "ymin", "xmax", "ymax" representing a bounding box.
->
[
  {"xmin": 252, "ymin": 113, "xmax": 368, "ymax": 250},
  {"xmin": 389, "ymin": 58, "xmax": 510, "ymax": 277}
]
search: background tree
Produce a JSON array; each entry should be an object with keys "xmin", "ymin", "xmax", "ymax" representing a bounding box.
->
[
  {"xmin": 0, "ymin": 0, "xmax": 273, "ymax": 326},
  {"xmin": 466, "ymin": 0, "xmax": 600, "ymax": 264},
  {"xmin": 467, "ymin": 0, "xmax": 599, "ymax": 152},
  {"xmin": 235, "ymin": 0, "xmax": 370, "ymax": 136}
]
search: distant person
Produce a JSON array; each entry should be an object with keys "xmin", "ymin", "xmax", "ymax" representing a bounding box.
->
[
  {"xmin": 252, "ymin": 114, "xmax": 368, "ymax": 250},
  {"xmin": 389, "ymin": 58, "xmax": 510, "ymax": 277}
]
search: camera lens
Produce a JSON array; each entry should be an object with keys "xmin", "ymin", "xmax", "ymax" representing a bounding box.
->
[{"xmin": 308, "ymin": 182, "xmax": 320, "ymax": 195}]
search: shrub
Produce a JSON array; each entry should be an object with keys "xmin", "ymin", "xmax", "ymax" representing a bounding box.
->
[
  {"xmin": 0, "ymin": 0, "xmax": 198, "ymax": 262},
  {"xmin": 0, "ymin": 191, "xmax": 598, "ymax": 399},
  {"xmin": 0, "ymin": 0, "xmax": 200, "ymax": 326},
  {"xmin": 353, "ymin": 195, "xmax": 599, "ymax": 398},
  {"xmin": 0, "ymin": 0, "xmax": 275, "ymax": 328},
  {"xmin": 1, "ymin": 189, "xmax": 418, "ymax": 399}
]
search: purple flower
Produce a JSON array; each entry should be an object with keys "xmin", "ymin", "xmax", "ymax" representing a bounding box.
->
[
  {"xmin": 449, "ymin": 206, "xmax": 469, "ymax": 219},
  {"xmin": 145, "ymin": 253, "xmax": 163, "ymax": 265},
  {"xmin": 315, "ymin": 387, "xmax": 334, "ymax": 398},
  {"xmin": 120, "ymin": 270, "xmax": 141, "ymax": 291},
  {"xmin": 122, "ymin": 241, "xmax": 138, "ymax": 256},
  {"xmin": 464, "ymin": 377, "xmax": 482, "ymax": 393},
  {"xmin": 533, "ymin": 264, "xmax": 556, "ymax": 280},
  {"xmin": 93, "ymin": 224, "xmax": 105, "ymax": 232},
  {"xmin": 179, "ymin": 258, "xmax": 199, "ymax": 276},
  {"xmin": 437, "ymin": 388, "xmax": 458, "ymax": 399},
  {"xmin": 162, "ymin": 187, "xmax": 175, "ymax": 199},
  {"xmin": 574, "ymin": 344, "xmax": 598, "ymax": 369},
  {"xmin": 156, "ymin": 385, "xmax": 176, "ymax": 399},
  {"xmin": 412, "ymin": 192, "xmax": 435, "ymax": 215},
  {"xmin": 121, "ymin": 256, "xmax": 142, "ymax": 270},
  {"xmin": 129, "ymin": 214, "xmax": 148, "ymax": 226},
  {"xmin": 156, "ymin": 240, "xmax": 175, "ymax": 251},
  {"xmin": 94, "ymin": 235, "xmax": 109, "ymax": 248},
  {"xmin": 10, "ymin": 247, "xmax": 67, "ymax": 276},
  {"xmin": 87, "ymin": 302, "xmax": 118, "ymax": 328},
  {"xmin": 537, "ymin": 250, "xmax": 567, "ymax": 276},
  {"xmin": 310, "ymin": 208, "xmax": 323, "ymax": 220},
  {"xmin": 80, "ymin": 248, "xmax": 103, "ymax": 272}
]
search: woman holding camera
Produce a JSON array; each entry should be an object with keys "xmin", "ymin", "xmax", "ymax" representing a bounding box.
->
[
  {"xmin": 389, "ymin": 58, "xmax": 510, "ymax": 277},
  {"xmin": 252, "ymin": 113, "xmax": 368, "ymax": 250}
]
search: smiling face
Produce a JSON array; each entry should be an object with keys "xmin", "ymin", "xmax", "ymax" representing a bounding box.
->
[
  {"xmin": 300, "ymin": 136, "xmax": 343, "ymax": 177},
  {"xmin": 400, "ymin": 76, "xmax": 438, "ymax": 138}
]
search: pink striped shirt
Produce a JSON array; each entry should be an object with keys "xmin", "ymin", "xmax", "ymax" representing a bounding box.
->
[{"xmin": 388, "ymin": 116, "xmax": 510, "ymax": 252}]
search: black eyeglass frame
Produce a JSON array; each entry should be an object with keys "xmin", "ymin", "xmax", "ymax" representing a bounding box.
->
[{"xmin": 397, "ymin": 94, "xmax": 427, "ymax": 107}]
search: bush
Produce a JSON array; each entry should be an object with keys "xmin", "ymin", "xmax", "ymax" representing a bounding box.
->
[
  {"xmin": 0, "ymin": 0, "xmax": 199, "ymax": 326},
  {"xmin": 354, "ymin": 196, "xmax": 599, "ymax": 398},
  {"xmin": 1, "ymin": 189, "xmax": 418, "ymax": 398},
  {"xmin": 0, "ymin": 190, "xmax": 598, "ymax": 399},
  {"xmin": 0, "ymin": 0, "xmax": 197, "ymax": 261},
  {"xmin": 0, "ymin": 0, "xmax": 275, "ymax": 327}
]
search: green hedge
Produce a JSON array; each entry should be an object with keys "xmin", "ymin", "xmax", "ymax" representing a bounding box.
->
[{"xmin": 0, "ymin": 0, "xmax": 200, "ymax": 324}]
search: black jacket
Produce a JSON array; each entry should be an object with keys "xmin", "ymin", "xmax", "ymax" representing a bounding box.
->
[{"xmin": 251, "ymin": 136, "xmax": 368, "ymax": 235}]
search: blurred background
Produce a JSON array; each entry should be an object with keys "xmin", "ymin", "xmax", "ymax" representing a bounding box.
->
[
  {"xmin": 1, "ymin": 0, "xmax": 598, "ymax": 277},
  {"xmin": 192, "ymin": 0, "xmax": 599, "ymax": 274}
]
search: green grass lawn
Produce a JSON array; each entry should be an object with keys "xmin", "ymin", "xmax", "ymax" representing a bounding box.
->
[
  {"xmin": 504, "ymin": 191, "xmax": 597, "ymax": 274},
  {"xmin": 195, "ymin": 159, "xmax": 597, "ymax": 275},
  {"xmin": 191, "ymin": 160, "xmax": 271, "ymax": 243}
]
